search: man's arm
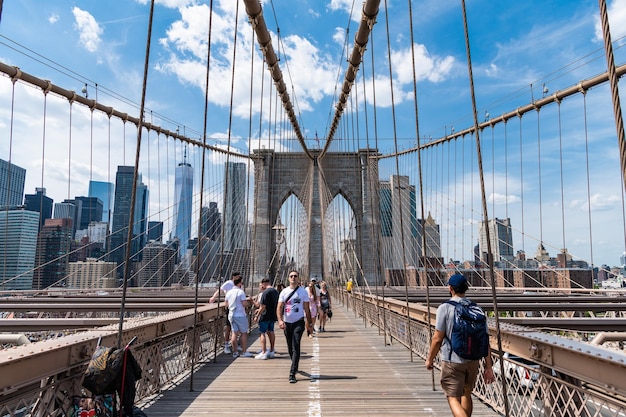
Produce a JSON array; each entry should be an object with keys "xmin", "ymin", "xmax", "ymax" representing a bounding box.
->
[
  {"xmin": 254, "ymin": 304, "xmax": 267, "ymax": 322},
  {"xmin": 209, "ymin": 288, "xmax": 220, "ymax": 304},
  {"xmin": 303, "ymin": 301, "xmax": 313, "ymax": 332},
  {"xmin": 425, "ymin": 329, "xmax": 446, "ymax": 370},
  {"xmin": 276, "ymin": 301, "xmax": 285, "ymax": 329},
  {"xmin": 483, "ymin": 347, "xmax": 495, "ymax": 384}
]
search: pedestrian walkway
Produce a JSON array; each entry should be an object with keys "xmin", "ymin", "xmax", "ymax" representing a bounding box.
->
[{"xmin": 142, "ymin": 302, "xmax": 499, "ymax": 416}]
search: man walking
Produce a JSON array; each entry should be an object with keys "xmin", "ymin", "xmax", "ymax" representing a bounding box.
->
[
  {"xmin": 277, "ymin": 270, "xmax": 313, "ymax": 383},
  {"xmin": 425, "ymin": 274, "xmax": 495, "ymax": 417},
  {"xmin": 253, "ymin": 277, "xmax": 279, "ymax": 359}
]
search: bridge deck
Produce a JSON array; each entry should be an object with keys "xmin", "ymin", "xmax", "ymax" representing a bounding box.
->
[{"xmin": 142, "ymin": 303, "xmax": 498, "ymax": 416}]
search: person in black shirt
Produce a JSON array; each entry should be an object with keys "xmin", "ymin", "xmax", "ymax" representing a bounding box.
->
[{"xmin": 253, "ymin": 277, "xmax": 279, "ymax": 359}]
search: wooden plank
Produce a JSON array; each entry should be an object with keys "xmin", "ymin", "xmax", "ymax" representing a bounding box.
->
[{"xmin": 142, "ymin": 304, "xmax": 499, "ymax": 416}]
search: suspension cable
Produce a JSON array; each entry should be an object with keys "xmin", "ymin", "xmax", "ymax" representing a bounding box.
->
[
  {"xmin": 190, "ymin": 0, "xmax": 215, "ymax": 390},
  {"xmin": 459, "ymin": 1, "xmax": 509, "ymax": 414},
  {"xmin": 117, "ymin": 0, "xmax": 155, "ymax": 349},
  {"xmin": 598, "ymin": 0, "xmax": 626, "ymax": 193}
]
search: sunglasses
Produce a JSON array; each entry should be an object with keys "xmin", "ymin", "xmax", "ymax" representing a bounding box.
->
[{"xmin": 289, "ymin": 274, "xmax": 298, "ymax": 278}]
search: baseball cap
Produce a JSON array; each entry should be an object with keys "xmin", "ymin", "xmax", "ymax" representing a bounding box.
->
[
  {"xmin": 310, "ymin": 277, "xmax": 317, "ymax": 282},
  {"xmin": 447, "ymin": 274, "xmax": 467, "ymax": 286}
]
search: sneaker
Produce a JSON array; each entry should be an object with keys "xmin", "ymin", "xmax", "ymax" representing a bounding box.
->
[
  {"xmin": 237, "ymin": 345, "xmax": 243, "ymax": 352},
  {"xmin": 232, "ymin": 352, "xmax": 239, "ymax": 358},
  {"xmin": 254, "ymin": 352, "xmax": 268, "ymax": 360},
  {"xmin": 267, "ymin": 351, "xmax": 275, "ymax": 359},
  {"xmin": 224, "ymin": 345, "xmax": 232, "ymax": 354},
  {"xmin": 289, "ymin": 375, "xmax": 297, "ymax": 383},
  {"xmin": 241, "ymin": 352, "xmax": 254, "ymax": 358}
]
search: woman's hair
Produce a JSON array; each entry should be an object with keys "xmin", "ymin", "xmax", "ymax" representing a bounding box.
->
[{"xmin": 308, "ymin": 281, "xmax": 317, "ymax": 301}]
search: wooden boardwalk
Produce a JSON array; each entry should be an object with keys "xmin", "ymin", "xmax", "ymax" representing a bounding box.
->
[{"xmin": 142, "ymin": 303, "xmax": 499, "ymax": 416}]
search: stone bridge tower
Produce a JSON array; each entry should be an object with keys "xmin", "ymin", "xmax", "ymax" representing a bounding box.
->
[{"xmin": 251, "ymin": 148, "xmax": 380, "ymax": 285}]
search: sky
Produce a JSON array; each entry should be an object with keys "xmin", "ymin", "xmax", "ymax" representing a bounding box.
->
[{"xmin": 1, "ymin": 0, "xmax": 626, "ymax": 268}]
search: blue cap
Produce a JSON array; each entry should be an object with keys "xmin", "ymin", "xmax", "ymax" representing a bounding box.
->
[{"xmin": 448, "ymin": 274, "xmax": 467, "ymax": 286}]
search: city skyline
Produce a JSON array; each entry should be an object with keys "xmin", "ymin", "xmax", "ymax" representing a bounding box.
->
[
  {"xmin": 4, "ymin": 155, "xmax": 626, "ymax": 270},
  {"xmin": 1, "ymin": 1, "xmax": 626, "ymax": 271}
]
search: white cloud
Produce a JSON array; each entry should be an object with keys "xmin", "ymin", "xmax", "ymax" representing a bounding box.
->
[
  {"xmin": 488, "ymin": 192, "xmax": 521, "ymax": 205},
  {"xmin": 391, "ymin": 43, "xmax": 456, "ymax": 84},
  {"xmin": 134, "ymin": 0, "xmax": 194, "ymax": 8},
  {"xmin": 49, "ymin": 13, "xmax": 59, "ymax": 24},
  {"xmin": 72, "ymin": 7, "xmax": 103, "ymax": 53},
  {"xmin": 569, "ymin": 193, "xmax": 621, "ymax": 211},
  {"xmin": 328, "ymin": 0, "xmax": 354, "ymax": 14},
  {"xmin": 485, "ymin": 63, "xmax": 499, "ymax": 77},
  {"xmin": 594, "ymin": 0, "xmax": 626, "ymax": 42}
]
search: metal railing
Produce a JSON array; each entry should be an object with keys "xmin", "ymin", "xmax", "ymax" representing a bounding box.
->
[
  {"xmin": 0, "ymin": 304, "xmax": 225, "ymax": 417},
  {"xmin": 339, "ymin": 290, "xmax": 626, "ymax": 417}
]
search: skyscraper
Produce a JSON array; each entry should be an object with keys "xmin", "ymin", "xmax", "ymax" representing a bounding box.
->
[
  {"xmin": 74, "ymin": 196, "xmax": 104, "ymax": 231},
  {"xmin": 24, "ymin": 187, "xmax": 53, "ymax": 230},
  {"xmin": 0, "ymin": 158, "xmax": 26, "ymax": 208},
  {"xmin": 0, "ymin": 208, "xmax": 39, "ymax": 290},
  {"xmin": 201, "ymin": 201, "xmax": 221, "ymax": 241},
  {"xmin": 138, "ymin": 241, "xmax": 176, "ymax": 287},
  {"xmin": 110, "ymin": 166, "xmax": 149, "ymax": 266},
  {"xmin": 418, "ymin": 213, "xmax": 442, "ymax": 258},
  {"xmin": 223, "ymin": 162, "xmax": 247, "ymax": 252},
  {"xmin": 147, "ymin": 221, "xmax": 163, "ymax": 242},
  {"xmin": 173, "ymin": 152, "xmax": 193, "ymax": 262},
  {"xmin": 33, "ymin": 218, "xmax": 73, "ymax": 289},
  {"xmin": 53, "ymin": 200, "xmax": 77, "ymax": 238},
  {"xmin": 479, "ymin": 217, "xmax": 514, "ymax": 267},
  {"xmin": 379, "ymin": 175, "xmax": 418, "ymax": 269},
  {"xmin": 88, "ymin": 180, "xmax": 114, "ymax": 225}
]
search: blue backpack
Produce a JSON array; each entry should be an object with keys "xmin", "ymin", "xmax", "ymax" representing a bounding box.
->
[{"xmin": 445, "ymin": 299, "xmax": 489, "ymax": 360}]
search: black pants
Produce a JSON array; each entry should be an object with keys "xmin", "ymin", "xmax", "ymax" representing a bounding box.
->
[{"xmin": 284, "ymin": 318, "xmax": 305, "ymax": 376}]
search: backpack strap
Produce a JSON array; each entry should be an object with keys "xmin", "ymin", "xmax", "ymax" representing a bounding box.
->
[
  {"xmin": 285, "ymin": 287, "xmax": 299, "ymax": 304},
  {"xmin": 443, "ymin": 300, "xmax": 458, "ymax": 361}
]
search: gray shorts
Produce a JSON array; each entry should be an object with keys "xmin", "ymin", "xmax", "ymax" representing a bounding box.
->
[
  {"xmin": 440, "ymin": 360, "xmax": 479, "ymax": 397},
  {"xmin": 229, "ymin": 315, "xmax": 249, "ymax": 333}
]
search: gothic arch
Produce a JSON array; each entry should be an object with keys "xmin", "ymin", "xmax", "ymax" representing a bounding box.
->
[{"xmin": 252, "ymin": 148, "xmax": 380, "ymax": 284}]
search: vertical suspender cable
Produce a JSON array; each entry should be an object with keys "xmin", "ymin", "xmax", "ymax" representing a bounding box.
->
[
  {"xmin": 2, "ymin": 76, "xmax": 17, "ymax": 290},
  {"xmin": 382, "ymin": 0, "xmax": 413, "ymax": 358},
  {"xmin": 218, "ymin": 0, "xmax": 241, "ymax": 287},
  {"xmin": 557, "ymin": 100, "xmax": 568, "ymax": 257},
  {"xmin": 117, "ymin": 0, "xmax": 155, "ymax": 349},
  {"xmin": 191, "ymin": 0, "xmax": 214, "ymax": 389},
  {"xmin": 459, "ymin": 1, "xmax": 509, "ymax": 415},
  {"xmin": 536, "ymin": 108, "xmax": 544, "ymax": 252},
  {"xmin": 582, "ymin": 93, "xmax": 595, "ymax": 271},
  {"xmin": 406, "ymin": 0, "xmax": 433, "ymax": 382},
  {"xmin": 361, "ymin": 30, "xmax": 385, "ymax": 336}
]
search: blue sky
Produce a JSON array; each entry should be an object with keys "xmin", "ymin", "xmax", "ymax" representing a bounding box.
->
[{"xmin": 1, "ymin": 0, "xmax": 626, "ymax": 268}]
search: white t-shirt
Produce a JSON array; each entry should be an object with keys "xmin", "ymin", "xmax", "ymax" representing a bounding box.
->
[
  {"xmin": 279, "ymin": 286, "xmax": 310, "ymax": 323},
  {"xmin": 225, "ymin": 286, "xmax": 247, "ymax": 318},
  {"xmin": 221, "ymin": 279, "xmax": 235, "ymax": 294}
]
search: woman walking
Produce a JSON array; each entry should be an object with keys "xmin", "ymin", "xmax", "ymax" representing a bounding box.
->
[
  {"xmin": 306, "ymin": 281, "xmax": 319, "ymax": 337},
  {"xmin": 318, "ymin": 281, "xmax": 331, "ymax": 332}
]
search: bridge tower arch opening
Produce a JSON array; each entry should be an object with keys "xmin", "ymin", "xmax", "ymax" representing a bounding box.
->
[
  {"xmin": 324, "ymin": 192, "xmax": 358, "ymax": 286},
  {"xmin": 252, "ymin": 148, "xmax": 380, "ymax": 286}
]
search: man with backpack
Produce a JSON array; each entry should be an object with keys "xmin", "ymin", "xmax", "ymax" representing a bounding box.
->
[{"xmin": 425, "ymin": 274, "xmax": 495, "ymax": 417}]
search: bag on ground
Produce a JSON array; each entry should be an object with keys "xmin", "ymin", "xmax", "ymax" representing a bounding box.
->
[{"xmin": 445, "ymin": 299, "xmax": 489, "ymax": 360}]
